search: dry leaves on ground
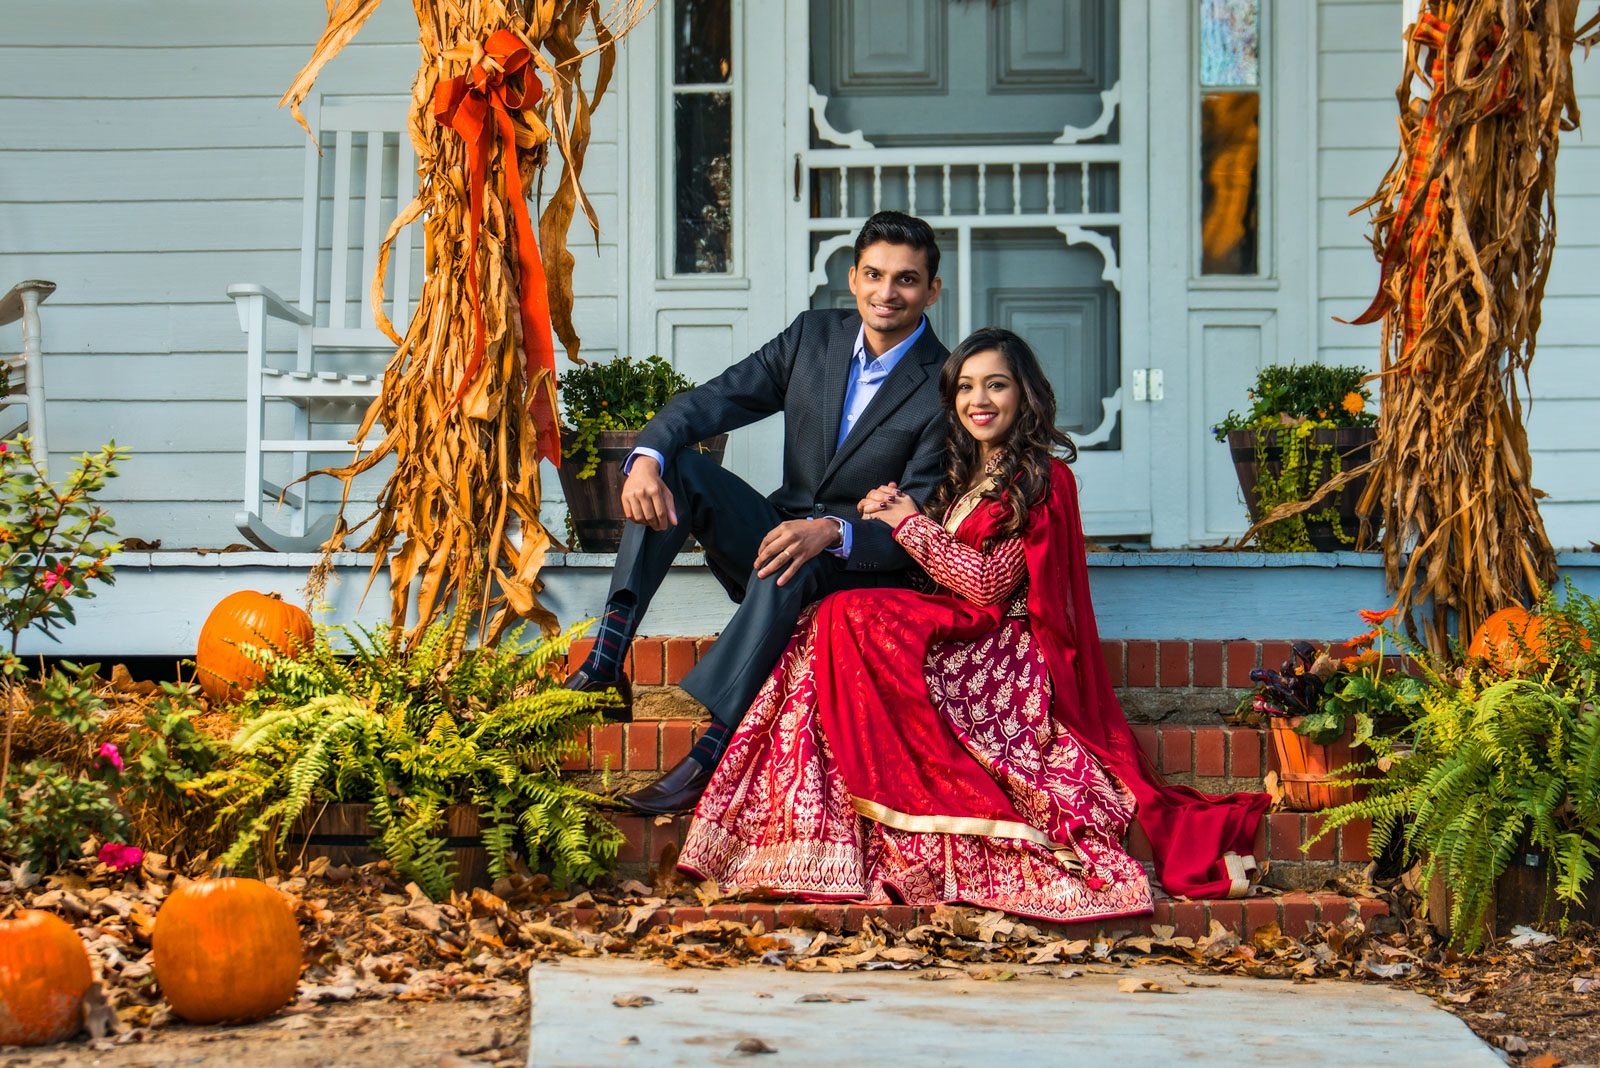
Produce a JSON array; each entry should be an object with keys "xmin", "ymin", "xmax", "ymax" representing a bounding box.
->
[{"xmin": 7, "ymin": 853, "xmax": 1600, "ymax": 1064}]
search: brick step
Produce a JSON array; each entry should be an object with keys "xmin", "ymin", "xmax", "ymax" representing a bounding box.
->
[
  {"xmin": 570, "ymin": 635, "xmax": 1385, "ymax": 692},
  {"xmin": 566, "ymin": 719, "xmax": 1278, "ymax": 796},
  {"xmin": 547, "ymin": 892, "xmax": 1386, "ymax": 942},
  {"xmin": 606, "ymin": 809, "xmax": 1372, "ymax": 878}
]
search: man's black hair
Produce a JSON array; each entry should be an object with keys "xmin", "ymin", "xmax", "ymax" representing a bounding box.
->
[{"xmin": 852, "ymin": 210, "xmax": 941, "ymax": 280}]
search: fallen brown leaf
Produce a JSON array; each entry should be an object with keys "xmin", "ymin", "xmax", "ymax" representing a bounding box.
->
[
  {"xmin": 733, "ymin": 1037, "xmax": 779, "ymax": 1055},
  {"xmin": 1117, "ymin": 977, "xmax": 1175, "ymax": 994},
  {"xmin": 612, "ymin": 994, "xmax": 657, "ymax": 1008}
]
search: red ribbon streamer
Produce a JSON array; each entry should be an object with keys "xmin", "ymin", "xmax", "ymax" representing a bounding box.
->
[{"xmin": 432, "ymin": 29, "xmax": 560, "ymax": 465}]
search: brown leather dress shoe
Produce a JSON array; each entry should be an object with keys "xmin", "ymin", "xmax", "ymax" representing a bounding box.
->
[
  {"xmin": 619, "ymin": 754, "xmax": 712, "ymax": 814},
  {"xmin": 563, "ymin": 668, "xmax": 633, "ymax": 722}
]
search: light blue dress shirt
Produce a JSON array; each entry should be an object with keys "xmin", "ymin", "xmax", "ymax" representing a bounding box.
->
[{"xmin": 628, "ymin": 316, "xmax": 928, "ymax": 561}]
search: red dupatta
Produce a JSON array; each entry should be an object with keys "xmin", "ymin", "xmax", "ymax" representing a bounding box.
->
[
  {"xmin": 812, "ymin": 459, "xmax": 1267, "ymax": 899},
  {"xmin": 1023, "ymin": 461, "xmax": 1268, "ymax": 898}
]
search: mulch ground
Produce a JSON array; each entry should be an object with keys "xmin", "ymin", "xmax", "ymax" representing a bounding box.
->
[{"xmin": 3, "ymin": 854, "xmax": 1598, "ymax": 1066}]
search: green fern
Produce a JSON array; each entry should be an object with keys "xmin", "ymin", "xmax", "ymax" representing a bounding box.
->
[
  {"xmin": 194, "ymin": 615, "xmax": 621, "ymax": 899},
  {"xmin": 1310, "ymin": 585, "xmax": 1600, "ymax": 950}
]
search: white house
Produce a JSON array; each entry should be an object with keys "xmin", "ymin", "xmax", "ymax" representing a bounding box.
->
[{"xmin": 2, "ymin": 0, "xmax": 1597, "ymax": 655}]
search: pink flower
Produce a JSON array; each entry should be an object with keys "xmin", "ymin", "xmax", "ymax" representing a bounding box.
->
[
  {"xmin": 97, "ymin": 843, "xmax": 144, "ymax": 871},
  {"xmin": 0, "ymin": 443, "xmax": 7, "ymax": 453},
  {"xmin": 97, "ymin": 742, "xmax": 124, "ymax": 772}
]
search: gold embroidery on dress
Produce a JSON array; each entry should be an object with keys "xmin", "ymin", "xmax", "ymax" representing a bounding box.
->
[{"xmin": 942, "ymin": 476, "xmax": 997, "ymax": 534}]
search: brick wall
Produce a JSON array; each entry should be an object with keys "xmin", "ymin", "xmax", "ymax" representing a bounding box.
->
[{"xmin": 569, "ymin": 636, "xmax": 1376, "ymax": 690}]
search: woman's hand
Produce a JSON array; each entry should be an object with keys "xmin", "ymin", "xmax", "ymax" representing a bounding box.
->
[{"xmin": 858, "ymin": 482, "xmax": 919, "ymax": 527}]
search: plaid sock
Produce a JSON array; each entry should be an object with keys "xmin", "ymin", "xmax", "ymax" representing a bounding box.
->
[
  {"xmin": 580, "ymin": 593, "xmax": 636, "ymax": 680},
  {"xmin": 687, "ymin": 721, "xmax": 730, "ymax": 771}
]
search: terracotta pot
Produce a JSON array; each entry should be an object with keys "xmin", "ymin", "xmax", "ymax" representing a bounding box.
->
[
  {"xmin": 287, "ymin": 803, "xmax": 489, "ymax": 893},
  {"xmin": 1227, "ymin": 426, "xmax": 1378, "ymax": 551},
  {"xmin": 1267, "ymin": 716, "xmax": 1365, "ymax": 811},
  {"xmin": 557, "ymin": 431, "xmax": 728, "ymax": 552}
]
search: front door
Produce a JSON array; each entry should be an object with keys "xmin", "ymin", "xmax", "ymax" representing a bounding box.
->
[{"xmin": 777, "ymin": 0, "xmax": 1153, "ymax": 538}]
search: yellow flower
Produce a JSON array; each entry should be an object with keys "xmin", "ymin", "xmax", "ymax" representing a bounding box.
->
[{"xmin": 1341, "ymin": 391, "xmax": 1365, "ymax": 416}]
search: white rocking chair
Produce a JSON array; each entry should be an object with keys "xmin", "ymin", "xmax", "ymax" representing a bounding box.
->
[
  {"xmin": 0, "ymin": 279, "xmax": 56, "ymax": 468},
  {"xmin": 228, "ymin": 97, "xmax": 416, "ymax": 551}
]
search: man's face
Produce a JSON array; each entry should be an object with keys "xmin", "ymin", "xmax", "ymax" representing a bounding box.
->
[{"xmin": 847, "ymin": 241, "xmax": 941, "ymax": 338}]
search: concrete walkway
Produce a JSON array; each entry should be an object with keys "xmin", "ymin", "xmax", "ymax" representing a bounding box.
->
[{"xmin": 528, "ymin": 958, "xmax": 1501, "ymax": 1068}]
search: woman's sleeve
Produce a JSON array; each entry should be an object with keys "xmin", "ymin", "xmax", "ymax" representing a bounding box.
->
[{"xmin": 891, "ymin": 513, "xmax": 1026, "ymax": 605}]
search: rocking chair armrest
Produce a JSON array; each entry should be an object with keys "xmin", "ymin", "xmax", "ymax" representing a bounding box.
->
[
  {"xmin": 0, "ymin": 280, "xmax": 57, "ymax": 327},
  {"xmin": 226, "ymin": 284, "xmax": 313, "ymax": 327}
]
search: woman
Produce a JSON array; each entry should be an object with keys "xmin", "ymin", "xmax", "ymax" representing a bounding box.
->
[{"xmin": 678, "ymin": 328, "xmax": 1268, "ymax": 919}]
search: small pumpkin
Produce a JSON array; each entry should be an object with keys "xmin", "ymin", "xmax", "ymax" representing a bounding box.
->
[
  {"xmin": 152, "ymin": 877, "xmax": 303, "ymax": 1024},
  {"xmin": 0, "ymin": 910, "xmax": 93, "ymax": 1046},
  {"xmin": 195, "ymin": 590, "xmax": 314, "ymax": 703},
  {"xmin": 1466, "ymin": 605, "xmax": 1579, "ymax": 674}
]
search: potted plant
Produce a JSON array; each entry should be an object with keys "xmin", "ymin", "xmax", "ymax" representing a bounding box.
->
[
  {"xmin": 196, "ymin": 613, "xmax": 623, "ymax": 899},
  {"xmin": 1238, "ymin": 609, "xmax": 1424, "ymax": 811},
  {"xmin": 1212, "ymin": 363, "xmax": 1379, "ymax": 551},
  {"xmin": 1308, "ymin": 584, "xmax": 1600, "ymax": 948},
  {"xmin": 557, "ymin": 355, "xmax": 726, "ymax": 552}
]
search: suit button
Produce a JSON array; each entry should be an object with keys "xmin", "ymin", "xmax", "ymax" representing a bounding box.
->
[{"xmin": 813, "ymin": 505, "xmax": 825, "ymax": 517}]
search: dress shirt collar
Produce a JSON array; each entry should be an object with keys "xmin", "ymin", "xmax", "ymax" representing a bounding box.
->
[{"xmin": 852, "ymin": 315, "xmax": 928, "ymax": 376}]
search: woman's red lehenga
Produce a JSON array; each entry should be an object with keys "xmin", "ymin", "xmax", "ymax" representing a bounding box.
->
[{"xmin": 679, "ymin": 461, "xmax": 1268, "ymax": 919}]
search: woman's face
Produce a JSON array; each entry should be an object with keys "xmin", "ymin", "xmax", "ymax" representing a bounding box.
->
[{"xmin": 954, "ymin": 349, "xmax": 1021, "ymax": 454}]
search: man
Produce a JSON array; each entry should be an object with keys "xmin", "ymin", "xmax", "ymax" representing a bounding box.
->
[{"xmin": 564, "ymin": 211, "xmax": 948, "ymax": 813}]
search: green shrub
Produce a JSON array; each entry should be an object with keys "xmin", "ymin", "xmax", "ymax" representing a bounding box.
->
[{"xmin": 559, "ymin": 355, "xmax": 695, "ymax": 478}]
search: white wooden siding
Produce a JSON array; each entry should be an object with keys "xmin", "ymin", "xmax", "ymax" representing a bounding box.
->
[
  {"xmin": 0, "ymin": 0, "xmax": 622, "ymax": 548},
  {"xmin": 1317, "ymin": 0, "xmax": 1600, "ymax": 548}
]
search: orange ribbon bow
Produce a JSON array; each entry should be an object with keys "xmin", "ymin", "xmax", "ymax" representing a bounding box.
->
[{"xmin": 432, "ymin": 29, "xmax": 560, "ymax": 464}]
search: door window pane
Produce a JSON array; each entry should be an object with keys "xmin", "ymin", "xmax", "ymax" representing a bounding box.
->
[
  {"xmin": 674, "ymin": 93, "xmax": 733, "ymax": 274},
  {"xmin": 675, "ymin": 0, "xmax": 732, "ymax": 84},
  {"xmin": 1199, "ymin": 91, "xmax": 1260, "ymax": 275},
  {"xmin": 1200, "ymin": 0, "xmax": 1259, "ymax": 88}
]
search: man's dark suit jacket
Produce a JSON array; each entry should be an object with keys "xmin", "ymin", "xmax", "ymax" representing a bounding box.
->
[{"xmin": 636, "ymin": 309, "xmax": 949, "ymax": 573}]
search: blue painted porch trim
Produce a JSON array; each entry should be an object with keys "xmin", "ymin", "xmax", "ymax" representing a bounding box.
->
[{"xmin": 26, "ymin": 551, "xmax": 1600, "ymax": 657}]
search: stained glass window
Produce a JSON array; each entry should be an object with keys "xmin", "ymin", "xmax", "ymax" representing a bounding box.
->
[
  {"xmin": 671, "ymin": 0, "xmax": 733, "ymax": 274},
  {"xmin": 1200, "ymin": 0, "xmax": 1259, "ymax": 88}
]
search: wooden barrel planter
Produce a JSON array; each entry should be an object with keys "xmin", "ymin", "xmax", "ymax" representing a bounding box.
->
[
  {"xmin": 557, "ymin": 431, "xmax": 728, "ymax": 552},
  {"xmin": 1492, "ymin": 845, "xmax": 1600, "ymax": 935},
  {"xmin": 288, "ymin": 803, "xmax": 490, "ymax": 894},
  {"xmin": 1228, "ymin": 427, "xmax": 1378, "ymax": 551},
  {"xmin": 1267, "ymin": 717, "xmax": 1365, "ymax": 811}
]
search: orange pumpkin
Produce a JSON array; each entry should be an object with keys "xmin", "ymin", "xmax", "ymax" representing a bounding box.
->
[
  {"xmin": 0, "ymin": 910, "xmax": 93, "ymax": 1046},
  {"xmin": 195, "ymin": 590, "xmax": 314, "ymax": 703},
  {"xmin": 1466, "ymin": 606, "xmax": 1589, "ymax": 674},
  {"xmin": 152, "ymin": 877, "xmax": 303, "ymax": 1023}
]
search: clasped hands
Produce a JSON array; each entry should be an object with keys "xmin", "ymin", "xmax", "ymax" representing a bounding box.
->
[{"xmin": 753, "ymin": 483, "xmax": 919, "ymax": 585}]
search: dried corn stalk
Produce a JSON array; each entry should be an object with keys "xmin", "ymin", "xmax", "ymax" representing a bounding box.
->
[
  {"xmin": 1317, "ymin": 0, "xmax": 1598, "ymax": 652},
  {"xmin": 281, "ymin": 0, "xmax": 647, "ymax": 642}
]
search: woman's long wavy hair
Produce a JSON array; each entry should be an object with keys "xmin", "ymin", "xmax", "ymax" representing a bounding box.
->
[{"xmin": 923, "ymin": 327, "xmax": 1076, "ymax": 549}]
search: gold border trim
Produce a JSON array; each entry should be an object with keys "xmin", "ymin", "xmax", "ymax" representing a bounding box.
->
[
  {"xmin": 852, "ymin": 796, "xmax": 1059, "ymax": 850},
  {"xmin": 1223, "ymin": 852, "xmax": 1258, "ymax": 899}
]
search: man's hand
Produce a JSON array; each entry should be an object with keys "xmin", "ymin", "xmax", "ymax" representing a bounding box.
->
[
  {"xmin": 754, "ymin": 519, "xmax": 840, "ymax": 587},
  {"xmin": 620, "ymin": 455, "xmax": 678, "ymax": 531},
  {"xmin": 858, "ymin": 482, "xmax": 919, "ymax": 527}
]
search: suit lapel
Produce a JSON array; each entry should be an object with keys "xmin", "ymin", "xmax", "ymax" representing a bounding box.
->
[
  {"xmin": 822, "ymin": 325, "xmax": 940, "ymax": 482},
  {"xmin": 819, "ymin": 314, "xmax": 859, "ymax": 465}
]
